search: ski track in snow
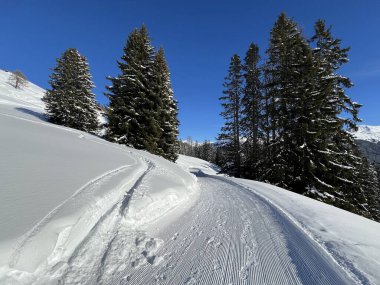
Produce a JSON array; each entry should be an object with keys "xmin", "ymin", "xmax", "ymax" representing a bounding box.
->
[
  {"xmin": 10, "ymin": 164, "xmax": 138, "ymax": 268},
  {"xmin": 54, "ymin": 162, "xmax": 156, "ymax": 284},
  {"xmin": 57, "ymin": 172, "xmax": 354, "ymax": 285}
]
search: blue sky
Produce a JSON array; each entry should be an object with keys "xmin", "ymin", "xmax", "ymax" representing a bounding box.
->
[{"xmin": 1, "ymin": 0, "xmax": 379, "ymax": 141}]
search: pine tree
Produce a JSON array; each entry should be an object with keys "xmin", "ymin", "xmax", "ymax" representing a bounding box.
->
[
  {"xmin": 43, "ymin": 48, "xmax": 98, "ymax": 132},
  {"xmin": 355, "ymin": 156, "xmax": 380, "ymax": 221},
  {"xmin": 179, "ymin": 138, "xmax": 194, "ymax": 157},
  {"xmin": 152, "ymin": 48, "xmax": 179, "ymax": 161},
  {"xmin": 106, "ymin": 25, "xmax": 160, "ymax": 153},
  {"xmin": 216, "ymin": 13, "xmax": 380, "ymax": 221},
  {"xmin": 309, "ymin": 20, "xmax": 379, "ymax": 219},
  {"xmin": 218, "ymin": 55, "xmax": 244, "ymax": 177},
  {"xmin": 241, "ymin": 43, "xmax": 262, "ymax": 179},
  {"xmin": 199, "ymin": 140, "xmax": 215, "ymax": 162},
  {"xmin": 263, "ymin": 13, "xmax": 318, "ymax": 191}
]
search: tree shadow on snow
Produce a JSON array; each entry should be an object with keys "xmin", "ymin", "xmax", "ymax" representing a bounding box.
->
[{"xmin": 15, "ymin": 107, "xmax": 47, "ymax": 121}]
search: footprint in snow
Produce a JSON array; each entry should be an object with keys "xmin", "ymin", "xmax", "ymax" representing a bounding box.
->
[
  {"xmin": 131, "ymin": 236, "xmax": 164, "ymax": 267},
  {"xmin": 172, "ymin": 233, "xmax": 179, "ymax": 241}
]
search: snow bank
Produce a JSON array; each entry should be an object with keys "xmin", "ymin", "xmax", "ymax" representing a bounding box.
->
[
  {"xmin": 177, "ymin": 154, "xmax": 220, "ymax": 175},
  {"xmin": 124, "ymin": 152, "xmax": 198, "ymax": 228}
]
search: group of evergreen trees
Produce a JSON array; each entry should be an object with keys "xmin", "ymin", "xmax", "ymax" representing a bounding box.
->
[
  {"xmin": 106, "ymin": 26, "xmax": 179, "ymax": 161},
  {"xmin": 218, "ymin": 13, "xmax": 380, "ymax": 221},
  {"xmin": 179, "ymin": 138, "xmax": 216, "ymax": 162},
  {"xmin": 43, "ymin": 26, "xmax": 179, "ymax": 162},
  {"xmin": 40, "ymin": 17, "xmax": 379, "ymax": 220}
]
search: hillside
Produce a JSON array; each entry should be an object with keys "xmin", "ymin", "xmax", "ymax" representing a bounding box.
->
[
  {"xmin": 0, "ymin": 70, "xmax": 197, "ymax": 283},
  {"xmin": 0, "ymin": 70, "xmax": 379, "ymax": 284}
]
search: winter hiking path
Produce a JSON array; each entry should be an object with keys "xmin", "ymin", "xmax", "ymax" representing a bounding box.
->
[{"xmin": 59, "ymin": 170, "xmax": 355, "ymax": 285}]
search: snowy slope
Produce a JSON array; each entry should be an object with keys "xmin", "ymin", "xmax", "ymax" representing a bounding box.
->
[
  {"xmin": 1, "ymin": 71, "xmax": 379, "ymax": 284},
  {"xmin": 0, "ymin": 70, "xmax": 45, "ymax": 110},
  {"xmin": 0, "ymin": 71, "xmax": 197, "ymax": 283}
]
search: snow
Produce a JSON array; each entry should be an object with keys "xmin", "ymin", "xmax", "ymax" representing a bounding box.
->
[
  {"xmin": 0, "ymin": 70, "xmax": 379, "ymax": 284},
  {"xmin": 228, "ymin": 179, "xmax": 380, "ymax": 284},
  {"xmin": 0, "ymin": 70, "xmax": 45, "ymax": 110},
  {"xmin": 0, "ymin": 71, "xmax": 196, "ymax": 283},
  {"xmin": 177, "ymin": 154, "xmax": 221, "ymax": 175},
  {"xmin": 177, "ymin": 157, "xmax": 380, "ymax": 284},
  {"xmin": 177, "ymin": 158, "xmax": 380, "ymax": 284},
  {"xmin": 352, "ymin": 125, "xmax": 380, "ymax": 143}
]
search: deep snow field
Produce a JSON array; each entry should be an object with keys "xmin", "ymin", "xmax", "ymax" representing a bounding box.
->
[{"xmin": 0, "ymin": 69, "xmax": 379, "ymax": 284}]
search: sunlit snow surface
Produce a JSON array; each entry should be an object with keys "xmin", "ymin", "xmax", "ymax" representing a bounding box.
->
[{"xmin": 0, "ymin": 69, "xmax": 379, "ymax": 284}]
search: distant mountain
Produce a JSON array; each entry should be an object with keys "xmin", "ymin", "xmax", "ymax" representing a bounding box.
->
[
  {"xmin": 352, "ymin": 125, "xmax": 380, "ymax": 167},
  {"xmin": 352, "ymin": 125, "xmax": 380, "ymax": 143}
]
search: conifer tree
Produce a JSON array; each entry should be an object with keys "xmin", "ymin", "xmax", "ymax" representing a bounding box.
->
[
  {"xmin": 217, "ymin": 13, "xmax": 380, "ymax": 221},
  {"xmin": 43, "ymin": 48, "xmax": 98, "ymax": 132},
  {"xmin": 241, "ymin": 43, "xmax": 262, "ymax": 179},
  {"xmin": 355, "ymin": 155, "xmax": 380, "ymax": 220},
  {"xmin": 218, "ymin": 55, "xmax": 244, "ymax": 177},
  {"xmin": 263, "ymin": 13, "xmax": 318, "ymax": 191},
  {"xmin": 152, "ymin": 48, "xmax": 179, "ymax": 161},
  {"xmin": 309, "ymin": 20, "xmax": 379, "ymax": 219},
  {"xmin": 106, "ymin": 25, "xmax": 160, "ymax": 153},
  {"xmin": 199, "ymin": 140, "xmax": 215, "ymax": 162}
]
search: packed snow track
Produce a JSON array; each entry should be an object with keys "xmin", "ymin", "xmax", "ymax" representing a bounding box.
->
[{"xmin": 60, "ymin": 170, "xmax": 354, "ymax": 285}]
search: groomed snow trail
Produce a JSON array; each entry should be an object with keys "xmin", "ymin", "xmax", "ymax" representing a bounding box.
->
[{"xmin": 60, "ymin": 171, "xmax": 354, "ymax": 285}]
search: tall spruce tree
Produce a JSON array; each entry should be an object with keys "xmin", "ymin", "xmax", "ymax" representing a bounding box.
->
[
  {"xmin": 200, "ymin": 140, "xmax": 215, "ymax": 162},
  {"xmin": 106, "ymin": 25, "xmax": 161, "ymax": 153},
  {"xmin": 309, "ymin": 20, "xmax": 379, "ymax": 219},
  {"xmin": 263, "ymin": 13, "xmax": 318, "ymax": 191},
  {"xmin": 241, "ymin": 43, "xmax": 263, "ymax": 179},
  {"xmin": 152, "ymin": 48, "xmax": 179, "ymax": 161},
  {"xmin": 43, "ymin": 48, "xmax": 98, "ymax": 132},
  {"xmin": 218, "ymin": 55, "xmax": 244, "ymax": 177}
]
